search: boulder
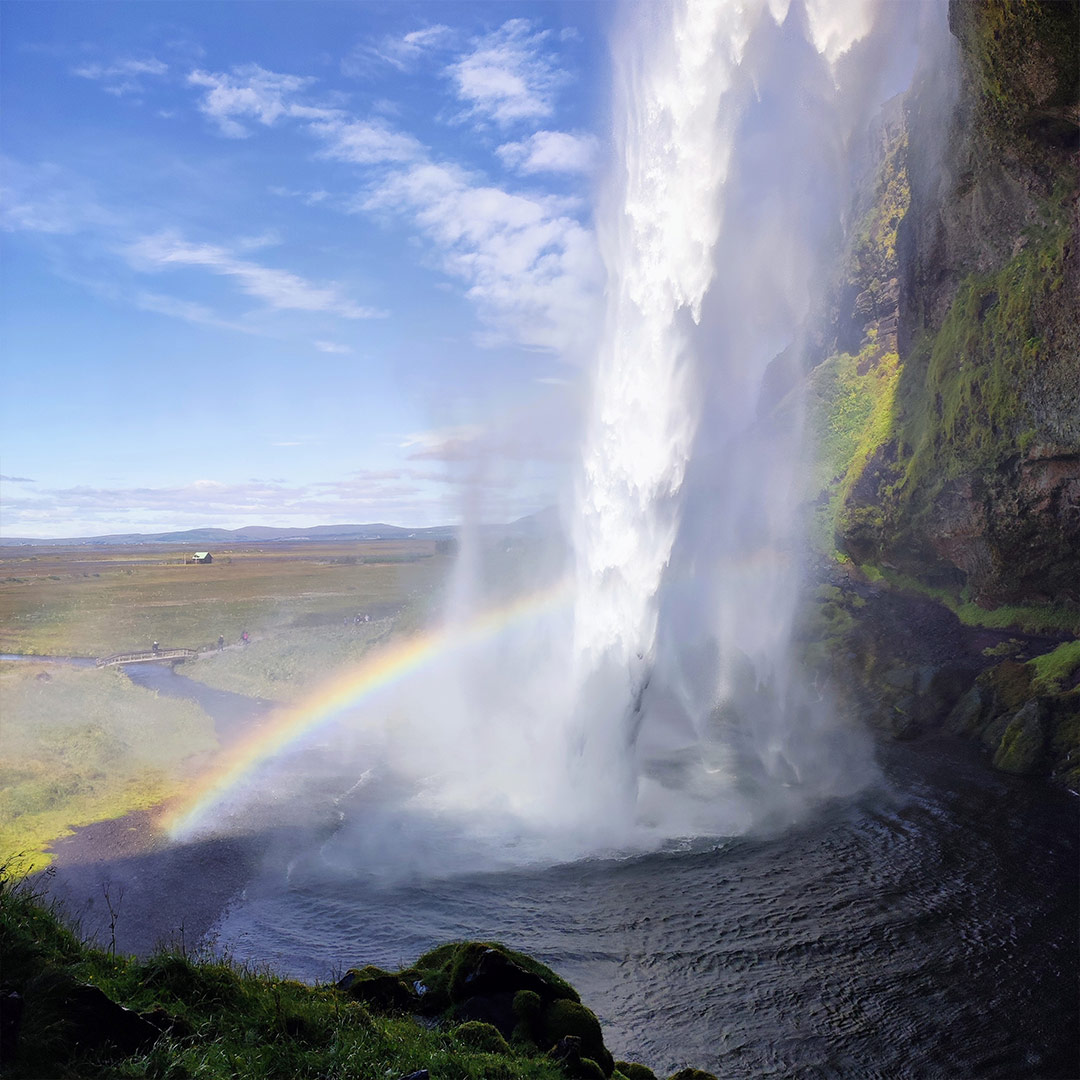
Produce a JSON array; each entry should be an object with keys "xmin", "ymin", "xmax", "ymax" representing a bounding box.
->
[
  {"xmin": 993, "ymin": 700, "xmax": 1047, "ymax": 774},
  {"xmin": 336, "ymin": 965, "xmax": 417, "ymax": 1012},
  {"xmin": 24, "ymin": 969, "xmax": 161, "ymax": 1056}
]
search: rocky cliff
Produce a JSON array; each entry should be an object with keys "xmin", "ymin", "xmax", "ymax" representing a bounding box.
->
[{"xmin": 799, "ymin": 0, "xmax": 1080, "ymax": 784}]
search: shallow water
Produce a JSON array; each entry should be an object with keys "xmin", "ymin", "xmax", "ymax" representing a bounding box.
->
[{"xmin": 204, "ymin": 736, "xmax": 1078, "ymax": 1079}]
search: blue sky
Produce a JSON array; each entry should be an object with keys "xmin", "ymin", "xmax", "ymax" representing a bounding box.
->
[{"xmin": 1, "ymin": 1, "xmax": 611, "ymax": 537}]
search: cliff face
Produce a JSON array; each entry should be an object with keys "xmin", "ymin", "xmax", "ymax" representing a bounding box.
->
[
  {"xmin": 831, "ymin": 0, "xmax": 1079, "ymax": 606},
  {"xmin": 799, "ymin": 0, "xmax": 1080, "ymax": 782}
]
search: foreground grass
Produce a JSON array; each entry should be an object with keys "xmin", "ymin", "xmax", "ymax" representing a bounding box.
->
[
  {"xmin": 1, "ymin": 877, "xmax": 683, "ymax": 1080},
  {"xmin": 0, "ymin": 664, "xmax": 217, "ymax": 872},
  {"xmin": 182, "ymin": 619, "xmax": 395, "ymax": 704}
]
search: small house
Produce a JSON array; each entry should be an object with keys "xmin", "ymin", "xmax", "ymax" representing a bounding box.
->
[{"xmin": 192, "ymin": 551, "xmax": 213, "ymax": 564}]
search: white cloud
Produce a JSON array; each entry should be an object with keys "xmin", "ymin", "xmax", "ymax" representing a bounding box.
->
[
  {"xmin": 187, "ymin": 64, "xmax": 340, "ymax": 137},
  {"xmin": 400, "ymin": 424, "xmax": 485, "ymax": 461},
  {"xmin": 134, "ymin": 291, "xmax": 261, "ymax": 334},
  {"xmin": 362, "ymin": 162, "xmax": 600, "ymax": 353},
  {"xmin": 497, "ymin": 130, "xmax": 599, "ymax": 175},
  {"xmin": 125, "ymin": 231, "xmax": 386, "ymax": 319},
  {"xmin": 343, "ymin": 24, "xmax": 454, "ymax": 77},
  {"xmin": 73, "ymin": 57, "xmax": 168, "ymax": 96},
  {"xmin": 0, "ymin": 475, "xmax": 441, "ymax": 536},
  {"xmin": 448, "ymin": 19, "xmax": 566, "ymax": 126},
  {"xmin": 310, "ymin": 118, "xmax": 423, "ymax": 165},
  {"xmin": 314, "ymin": 340, "xmax": 352, "ymax": 354},
  {"xmin": 1, "ymin": 160, "xmax": 118, "ymax": 235}
]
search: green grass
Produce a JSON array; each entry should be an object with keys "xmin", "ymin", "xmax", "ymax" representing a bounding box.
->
[
  {"xmin": 861, "ymin": 567, "xmax": 1080, "ymax": 635},
  {"xmin": 182, "ymin": 618, "xmax": 396, "ymax": 704},
  {"xmin": 0, "ymin": 541, "xmax": 452, "ymax": 657},
  {"xmin": 1028, "ymin": 640, "xmax": 1080, "ymax": 694},
  {"xmin": 803, "ymin": 345, "xmax": 901, "ymax": 557},
  {"xmin": 0, "ymin": 664, "xmax": 217, "ymax": 873},
  {"xmin": 0, "ymin": 877, "xmax": 679, "ymax": 1080}
]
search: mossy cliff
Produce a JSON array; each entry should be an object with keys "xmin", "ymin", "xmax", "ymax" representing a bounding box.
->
[
  {"xmin": 799, "ymin": 0, "xmax": 1079, "ymax": 782},
  {"xmin": 0, "ymin": 877, "xmax": 709, "ymax": 1080}
]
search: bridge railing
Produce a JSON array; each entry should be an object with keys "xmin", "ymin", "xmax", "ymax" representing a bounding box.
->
[{"xmin": 96, "ymin": 648, "xmax": 198, "ymax": 668}]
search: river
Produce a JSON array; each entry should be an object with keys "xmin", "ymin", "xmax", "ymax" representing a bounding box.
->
[{"xmin": 44, "ymin": 661, "xmax": 1080, "ymax": 1078}]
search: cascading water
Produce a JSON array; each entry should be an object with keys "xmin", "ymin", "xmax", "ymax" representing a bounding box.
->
[{"xmin": 180, "ymin": 0, "xmax": 929, "ymax": 866}]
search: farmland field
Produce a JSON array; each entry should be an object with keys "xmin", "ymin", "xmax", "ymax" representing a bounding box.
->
[
  {"xmin": 0, "ymin": 539, "xmax": 456, "ymax": 865},
  {"xmin": 0, "ymin": 539, "xmax": 453, "ymax": 658}
]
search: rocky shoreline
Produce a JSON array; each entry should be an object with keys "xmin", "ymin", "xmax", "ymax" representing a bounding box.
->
[{"xmin": 799, "ymin": 559, "xmax": 1079, "ymax": 788}]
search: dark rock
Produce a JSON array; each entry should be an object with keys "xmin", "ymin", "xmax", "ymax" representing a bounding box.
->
[
  {"xmin": 667, "ymin": 1070, "xmax": 719, "ymax": 1080},
  {"xmin": 461, "ymin": 946, "xmax": 558, "ymax": 1002},
  {"xmin": 450, "ymin": 990, "xmax": 517, "ymax": 1037},
  {"xmin": 993, "ymin": 700, "xmax": 1047, "ymax": 774},
  {"xmin": 24, "ymin": 970, "xmax": 161, "ymax": 1056},
  {"xmin": 0, "ymin": 989, "xmax": 23, "ymax": 1066},
  {"xmin": 946, "ymin": 683, "xmax": 991, "ymax": 734},
  {"xmin": 337, "ymin": 965, "xmax": 417, "ymax": 1012}
]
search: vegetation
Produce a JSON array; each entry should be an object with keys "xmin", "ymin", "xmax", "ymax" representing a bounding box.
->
[
  {"xmin": 0, "ymin": 541, "xmax": 451, "ymax": 658},
  {"xmin": 0, "ymin": 664, "xmax": 217, "ymax": 873},
  {"xmin": 0, "ymin": 879, "xmax": 691, "ymax": 1080},
  {"xmin": 182, "ymin": 619, "xmax": 395, "ymax": 704},
  {"xmin": 1028, "ymin": 640, "xmax": 1080, "ymax": 695}
]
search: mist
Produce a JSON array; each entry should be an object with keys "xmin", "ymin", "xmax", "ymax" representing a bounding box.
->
[{"xmin": 180, "ymin": 0, "xmax": 944, "ymax": 879}]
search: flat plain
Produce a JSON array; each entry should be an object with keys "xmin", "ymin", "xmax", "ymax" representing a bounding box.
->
[
  {"xmin": 0, "ymin": 539, "xmax": 454, "ymax": 868},
  {"xmin": 0, "ymin": 539, "xmax": 452, "ymax": 658}
]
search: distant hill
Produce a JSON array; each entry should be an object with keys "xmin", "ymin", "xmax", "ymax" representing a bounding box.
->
[
  {"xmin": 0, "ymin": 522, "xmax": 457, "ymax": 547},
  {"xmin": 0, "ymin": 511, "xmax": 559, "ymax": 547}
]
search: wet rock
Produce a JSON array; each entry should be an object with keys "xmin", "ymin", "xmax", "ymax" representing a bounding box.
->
[
  {"xmin": 946, "ymin": 683, "xmax": 992, "ymax": 734},
  {"xmin": 993, "ymin": 700, "xmax": 1047, "ymax": 774}
]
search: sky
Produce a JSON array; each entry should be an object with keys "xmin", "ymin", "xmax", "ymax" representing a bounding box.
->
[{"xmin": 1, "ymin": 1, "xmax": 612, "ymax": 538}]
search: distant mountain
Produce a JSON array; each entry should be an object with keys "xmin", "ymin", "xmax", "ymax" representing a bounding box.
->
[
  {"xmin": 0, "ymin": 522, "xmax": 460, "ymax": 547},
  {"xmin": 0, "ymin": 513, "xmax": 563, "ymax": 547}
]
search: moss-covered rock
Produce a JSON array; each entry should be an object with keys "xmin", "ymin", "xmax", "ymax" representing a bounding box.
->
[
  {"xmin": 454, "ymin": 1019, "xmax": 512, "ymax": 1054},
  {"xmin": 411, "ymin": 941, "xmax": 579, "ymax": 1008},
  {"xmin": 616, "ymin": 1062, "xmax": 658, "ymax": 1080},
  {"xmin": 992, "ymin": 700, "xmax": 1047, "ymax": 773},
  {"xmin": 542, "ymin": 999, "xmax": 614, "ymax": 1076},
  {"xmin": 336, "ymin": 964, "xmax": 417, "ymax": 1012}
]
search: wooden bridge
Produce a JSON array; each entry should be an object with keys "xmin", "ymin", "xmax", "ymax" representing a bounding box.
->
[{"xmin": 96, "ymin": 648, "xmax": 198, "ymax": 668}]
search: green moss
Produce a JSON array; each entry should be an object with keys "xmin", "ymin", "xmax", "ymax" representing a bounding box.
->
[
  {"xmin": 992, "ymin": 702, "xmax": 1046, "ymax": 774},
  {"xmin": 455, "ymin": 1021, "xmax": 512, "ymax": 1054},
  {"xmin": 542, "ymin": 1000, "xmax": 613, "ymax": 1076},
  {"xmin": 804, "ymin": 345, "xmax": 902, "ymax": 556},
  {"xmin": 952, "ymin": 0, "xmax": 1080, "ymax": 140},
  {"xmin": 861, "ymin": 565, "xmax": 1080, "ymax": 635},
  {"xmin": 1028, "ymin": 640, "xmax": 1080, "ymax": 694},
  {"xmin": 0, "ymin": 876, "xmax": 628, "ymax": 1080},
  {"xmin": 616, "ymin": 1064, "xmax": 657, "ymax": 1080}
]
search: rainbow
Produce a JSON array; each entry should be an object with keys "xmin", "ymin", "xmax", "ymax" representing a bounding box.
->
[{"xmin": 163, "ymin": 578, "xmax": 574, "ymax": 839}]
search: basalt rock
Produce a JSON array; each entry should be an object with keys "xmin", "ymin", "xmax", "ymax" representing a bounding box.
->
[{"xmin": 22, "ymin": 968, "xmax": 163, "ymax": 1057}]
